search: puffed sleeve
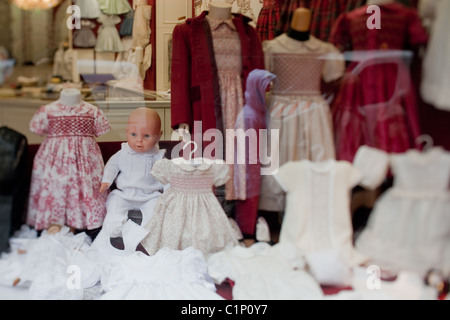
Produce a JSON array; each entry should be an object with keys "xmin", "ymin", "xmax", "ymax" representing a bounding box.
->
[
  {"xmin": 213, "ymin": 162, "xmax": 230, "ymax": 187},
  {"xmin": 343, "ymin": 161, "xmax": 362, "ymax": 189},
  {"xmin": 274, "ymin": 161, "xmax": 297, "ymax": 192},
  {"xmin": 29, "ymin": 105, "xmax": 48, "ymax": 136},
  {"xmin": 353, "ymin": 145, "xmax": 390, "ymax": 190},
  {"xmin": 322, "ymin": 44, "xmax": 346, "ymax": 83},
  {"xmin": 93, "ymin": 107, "xmax": 110, "ymax": 137},
  {"xmin": 150, "ymin": 158, "xmax": 170, "ymax": 185}
]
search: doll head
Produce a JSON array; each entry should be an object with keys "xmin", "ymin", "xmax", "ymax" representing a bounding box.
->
[{"xmin": 126, "ymin": 107, "xmax": 162, "ymax": 153}]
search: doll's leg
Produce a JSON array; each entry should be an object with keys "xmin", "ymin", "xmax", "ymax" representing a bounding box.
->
[
  {"xmin": 102, "ymin": 194, "xmax": 130, "ymax": 236},
  {"xmin": 138, "ymin": 197, "xmax": 159, "ymax": 226}
]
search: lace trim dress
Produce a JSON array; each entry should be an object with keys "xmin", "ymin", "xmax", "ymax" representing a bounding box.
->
[{"xmin": 140, "ymin": 158, "xmax": 239, "ymax": 260}]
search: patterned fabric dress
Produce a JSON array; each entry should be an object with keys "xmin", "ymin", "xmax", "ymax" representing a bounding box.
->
[
  {"xmin": 275, "ymin": 0, "xmax": 366, "ymax": 42},
  {"xmin": 207, "ymin": 16, "xmax": 246, "ymax": 201},
  {"xmin": 259, "ymin": 34, "xmax": 345, "ymax": 212},
  {"xmin": 256, "ymin": 0, "xmax": 283, "ymax": 42},
  {"xmin": 140, "ymin": 158, "xmax": 239, "ymax": 260},
  {"xmin": 328, "ymin": 3, "xmax": 429, "ymax": 162},
  {"xmin": 27, "ymin": 100, "xmax": 110, "ymax": 231}
]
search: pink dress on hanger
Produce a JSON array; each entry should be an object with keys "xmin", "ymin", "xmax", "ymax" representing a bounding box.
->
[
  {"xmin": 27, "ymin": 100, "xmax": 110, "ymax": 231},
  {"xmin": 328, "ymin": 3, "xmax": 428, "ymax": 162}
]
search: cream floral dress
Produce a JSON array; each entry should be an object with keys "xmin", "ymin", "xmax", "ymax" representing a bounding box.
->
[{"xmin": 140, "ymin": 158, "xmax": 239, "ymax": 260}]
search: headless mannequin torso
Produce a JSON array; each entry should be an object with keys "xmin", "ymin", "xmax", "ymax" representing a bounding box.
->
[
  {"xmin": 287, "ymin": 7, "xmax": 312, "ymax": 42},
  {"xmin": 59, "ymin": 88, "xmax": 82, "ymax": 107},
  {"xmin": 208, "ymin": 1, "xmax": 232, "ymax": 20},
  {"xmin": 178, "ymin": 1, "xmax": 233, "ymax": 132}
]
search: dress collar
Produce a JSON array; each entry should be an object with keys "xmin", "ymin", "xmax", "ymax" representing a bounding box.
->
[
  {"xmin": 123, "ymin": 142, "xmax": 160, "ymax": 156},
  {"xmin": 278, "ymin": 33, "xmax": 322, "ymax": 52},
  {"xmin": 206, "ymin": 15, "xmax": 236, "ymax": 31}
]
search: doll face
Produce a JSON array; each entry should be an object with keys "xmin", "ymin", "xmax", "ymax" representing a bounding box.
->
[{"xmin": 126, "ymin": 108, "xmax": 162, "ymax": 153}]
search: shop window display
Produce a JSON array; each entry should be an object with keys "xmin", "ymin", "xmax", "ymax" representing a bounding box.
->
[{"xmin": 0, "ymin": 0, "xmax": 448, "ymax": 301}]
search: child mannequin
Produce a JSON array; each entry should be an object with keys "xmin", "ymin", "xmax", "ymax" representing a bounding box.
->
[
  {"xmin": 287, "ymin": 7, "xmax": 311, "ymax": 41},
  {"xmin": 208, "ymin": 1, "xmax": 232, "ymax": 20},
  {"xmin": 92, "ymin": 107, "xmax": 165, "ymax": 255},
  {"xmin": 27, "ymin": 88, "xmax": 110, "ymax": 234},
  {"xmin": 177, "ymin": 1, "xmax": 233, "ymax": 133}
]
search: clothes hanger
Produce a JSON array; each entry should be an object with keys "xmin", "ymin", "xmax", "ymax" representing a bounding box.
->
[
  {"xmin": 311, "ymin": 144, "xmax": 325, "ymax": 162},
  {"xmin": 415, "ymin": 134, "xmax": 434, "ymax": 153},
  {"xmin": 182, "ymin": 140, "xmax": 199, "ymax": 164}
]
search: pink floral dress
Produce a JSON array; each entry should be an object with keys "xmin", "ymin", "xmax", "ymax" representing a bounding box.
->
[{"xmin": 26, "ymin": 100, "xmax": 110, "ymax": 231}]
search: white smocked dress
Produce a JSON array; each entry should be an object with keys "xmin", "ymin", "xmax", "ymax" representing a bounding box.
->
[
  {"xmin": 259, "ymin": 34, "xmax": 345, "ymax": 212},
  {"xmin": 140, "ymin": 158, "xmax": 239, "ymax": 260},
  {"xmin": 354, "ymin": 146, "xmax": 450, "ymax": 275}
]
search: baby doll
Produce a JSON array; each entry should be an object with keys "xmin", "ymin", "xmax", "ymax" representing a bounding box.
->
[
  {"xmin": 92, "ymin": 107, "xmax": 166, "ymax": 255},
  {"xmin": 26, "ymin": 88, "xmax": 110, "ymax": 234}
]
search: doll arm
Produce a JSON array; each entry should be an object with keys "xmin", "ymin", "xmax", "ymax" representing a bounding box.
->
[{"xmin": 101, "ymin": 151, "xmax": 121, "ymax": 191}]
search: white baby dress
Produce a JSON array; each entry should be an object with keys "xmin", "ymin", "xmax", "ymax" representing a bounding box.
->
[
  {"xmin": 140, "ymin": 158, "xmax": 239, "ymax": 260},
  {"xmin": 275, "ymin": 160, "xmax": 369, "ymax": 267},
  {"xmin": 100, "ymin": 246, "xmax": 223, "ymax": 300},
  {"xmin": 354, "ymin": 145, "xmax": 450, "ymax": 275},
  {"xmin": 95, "ymin": 14, "xmax": 124, "ymax": 52}
]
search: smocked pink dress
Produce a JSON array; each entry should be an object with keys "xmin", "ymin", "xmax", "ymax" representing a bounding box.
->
[
  {"xmin": 259, "ymin": 34, "xmax": 345, "ymax": 212},
  {"xmin": 27, "ymin": 100, "xmax": 110, "ymax": 231},
  {"xmin": 208, "ymin": 17, "xmax": 246, "ymax": 201}
]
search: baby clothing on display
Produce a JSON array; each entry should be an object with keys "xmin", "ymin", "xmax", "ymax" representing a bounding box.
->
[
  {"xmin": 73, "ymin": 20, "xmax": 97, "ymax": 48},
  {"xmin": 140, "ymin": 158, "xmax": 239, "ymax": 260},
  {"xmin": 26, "ymin": 92, "xmax": 110, "ymax": 231},
  {"xmin": 90, "ymin": 143, "xmax": 166, "ymax": 259},
  {"xmin": 274, "ymin": 159, "xmax": 369, "ymax": 267},
  {"xmin": 329, "ymin": 2, "xmax": 428, "ymax": 163},
  {"xmin": 259, "ymin": 34, "xmax": 345, "ymax": 212},
  {"xmin": 119, "ymin": 10, "xmax": 135, "ymax": 37},
  {"xmin": 207, "ymin": 242, "xmax": 325, "ymax": 300},
  {"xmin": 419, "ymin": 0, "xmax": 450, "ymax": 111},
  {"xmin": 95, "ymin": 14, "xmax": 124, "ymax": 52},
  {"xmin": 100, "ymin": 247, "xmax": 223, "ymax": 300},
  {"xmin": 354, "ymin": 145, "xmax": 450, "ymax": 276},
  {"xmin": 75, "ymin": 0, "xmax": 101, "ymax": 19},
  {"xmin": 98, "ymin": 0, "xmax": 132, "ymax": 15}
]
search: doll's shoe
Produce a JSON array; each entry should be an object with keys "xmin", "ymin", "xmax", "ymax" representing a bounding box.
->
[
  {"xmin": 110, "ymin": 236, "xmax": 125, "ymax": 250},
  {"xmin": 127, "ymin": 209, "xmax": 143, "ymax": 225}
]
